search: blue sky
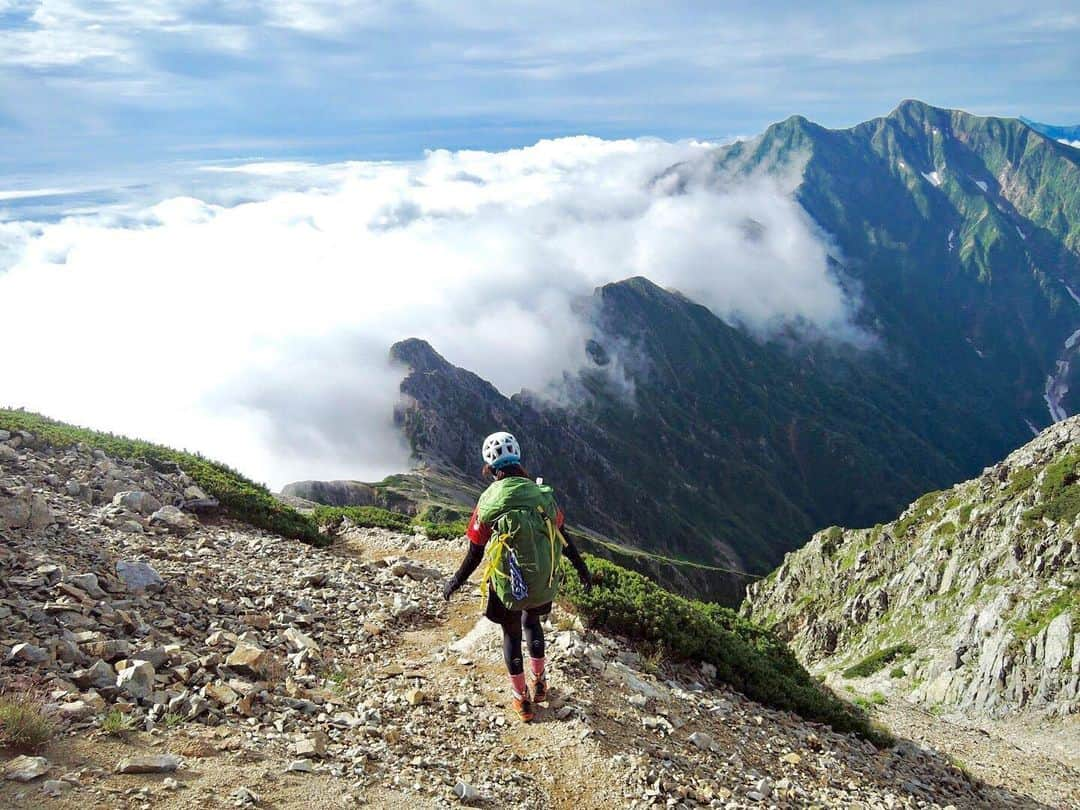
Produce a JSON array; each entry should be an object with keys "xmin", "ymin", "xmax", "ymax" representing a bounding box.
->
[{"xmin": 2, "ymin": 0, "xmax": 1079, "ymax": 180}]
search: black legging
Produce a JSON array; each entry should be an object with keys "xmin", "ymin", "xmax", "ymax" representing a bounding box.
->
[{"xmin": 502, "ymin": 614, "xmax": 545, "ymax": 675}]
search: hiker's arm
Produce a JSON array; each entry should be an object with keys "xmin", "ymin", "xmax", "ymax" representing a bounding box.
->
[
  {"xmin": 562, "ymin": 531, "xmax": 593, "ymax": 591},
  {"xmin": 443, "ymin": 507, "xmax": 488, "ymax": 600},
  {"xmin": 443, "ymin": 542, "xmax": 484, "ymax": 600}
]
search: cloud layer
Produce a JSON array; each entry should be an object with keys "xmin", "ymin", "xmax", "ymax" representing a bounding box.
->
[{"xmin": 0, "ymin": 137, "xmax": 861, "ymax": 487}]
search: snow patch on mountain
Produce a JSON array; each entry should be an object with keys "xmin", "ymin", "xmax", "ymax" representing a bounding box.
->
[{"xmin": 921, "ymin": 170, "xmax": 942, "ymax": 187}]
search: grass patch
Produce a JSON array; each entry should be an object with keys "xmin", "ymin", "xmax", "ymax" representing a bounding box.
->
[
  {"xmin": 560, "ymin": 555, "xmax": 887, "ymax": 744},
  {"xmin": 100, "ymin": 709, "xmax": 137, "ymax": 736},
  {"xmin": 162, "ymin": 712, "xmax": 185, "ymax": 729},
  {"xmin": 0, "ymin": 409, "xmax": 322, "ymax": 545},
  {"xmin": 853, "ymin": 691, "xmax": 887, "ymax": 709},
  {"xmin": 842, "ymin": 643, "xmax": 916, "ymax": 678},
  {"xmin": 958, "ymin": 503, "xmax": 975, "ymax": 526},
  {"xmin": 1010, "ymin": 586, "xmax": 1079, "ymax": 641},
  {"xmin": 889, "ymin": 666, "xmax": 906, "ymax": 679},
  {"xmin": 1024, "ymin": 449, "xmax": 1080, "ymax": 525},
  {"xmin": 1005, "ymin": 467, "xmax": 1035, "ymax": 497},
  {"xmin": 639, "ymin": 644, "xmax": 666, "ymax": 676},
  {"xmin": 895, "ymin": 491, "xmax": 942, "ymax": 537},
  {"xmin": 0, "ymin": 693, "xmax": 55, "ymax": 751},
  {"xmin": 313, "ymin": 505, "xmax": 412, "ymax": 532}
]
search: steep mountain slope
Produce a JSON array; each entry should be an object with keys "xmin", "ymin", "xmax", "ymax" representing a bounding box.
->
[
  {"xmin": 2, "ymin": 422, "xmax": 1077, "ymax": 808},
  {"xmin": 391, "ymin": 277, "xmax": 975, "ymax": 592},
  {"xmin": 712, "ymin": 100, "xmax": 1080, "ymax": 423},
  {"xmin": 743, "ymin": 417, "xmax": 1079, "ymax": 723},
  {"xmin": 295, "ymin": 101, "xmax": 1080, "ymax": 603}
]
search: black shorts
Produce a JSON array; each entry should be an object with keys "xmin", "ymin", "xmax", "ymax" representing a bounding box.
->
[{"xmin": 484, "ymin": 585, "xmax": 552, "ymax": 626}]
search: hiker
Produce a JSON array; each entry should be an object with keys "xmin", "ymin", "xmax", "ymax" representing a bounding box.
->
[{"xmin": 442, "ymin": 431, "xmax": 593, "ymax": 721}]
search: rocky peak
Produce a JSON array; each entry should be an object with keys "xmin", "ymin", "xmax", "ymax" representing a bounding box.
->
[{"xmin": 389, "ymin": 337, "xmax": 452, "ymax": 374}]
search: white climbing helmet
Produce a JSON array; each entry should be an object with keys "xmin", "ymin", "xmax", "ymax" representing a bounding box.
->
[{"xmin": 482, "ymin": 431, "xmax": 521, "ymax": 469}]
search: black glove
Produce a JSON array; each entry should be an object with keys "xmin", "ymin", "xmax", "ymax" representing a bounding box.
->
[
  {"xmin": 575, "ymin": 565, "xmax": 593, "ymax": 593},
  {"xmin": 442, "ymin": 579, "xmax": 459, "ymax": 601}
]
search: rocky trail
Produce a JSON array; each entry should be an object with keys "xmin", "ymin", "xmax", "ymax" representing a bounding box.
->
[{"xmin": 1, "ymin": 432, "xmax": 1077, "ymax": 808}]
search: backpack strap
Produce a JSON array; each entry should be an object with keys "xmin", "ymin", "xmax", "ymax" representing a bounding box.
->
[{"xmin": 537, "ymin": 504, "xmax": 567, "ymax": 588}]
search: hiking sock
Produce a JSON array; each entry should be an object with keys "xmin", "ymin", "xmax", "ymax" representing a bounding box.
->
[
  {"xmin": 509, "ymin": 672, "xmax": 528, "ymax": 699},
  {"xmin": 529, "ymin": 656, "xmax": 546, "ymax": 678}
]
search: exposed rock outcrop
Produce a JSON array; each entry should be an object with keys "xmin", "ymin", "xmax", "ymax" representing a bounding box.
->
[
  {"xmin": 744, "ymin": 418, "xmax": 1080, "ymax": 720},
  {"xmin": 279, "ymin": 479, "xmax": 377, "ymax": 508}
]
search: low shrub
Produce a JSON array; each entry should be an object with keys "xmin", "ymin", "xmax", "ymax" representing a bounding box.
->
[
  {"xmin": 100, "ymin": 709, "xmax": 137, "ymax": 736},
  {"xmin": 0, "ymin": 409, "xmax": 322, "ymax": 546},
  {"xmin": 0, "ymin": 693, "xmax": 55, "ymax": 751},
  {"xmin": 1024, "ymin": 449, "xmax": 1080, "ymax": 525},
  {"xmin": 312, "ymin": 505, "xmax": 412, "ymax": 532},
  {"xmin": 842, "ymin": 643, "xmax": 916, "ymax": 678},
  {"xmin": 559, "ymin": 555, "xmax": 887, "ymax": 744},
  {"xmin": 416, "ymin": 519, "xmax": 468, "ymax": 540}
]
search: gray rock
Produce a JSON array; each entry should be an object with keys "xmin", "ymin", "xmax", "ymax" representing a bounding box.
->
[
  {"xmin": 112, "ymin": 490, "xmax": 162, "ymax": 515},
  {"xmin": 67, "ymin": 572, "xmax": 106, "ymax": 599},
  {"xmin": 7, "ymin": 642, "xmax": 48, "ymax": 664},
  {"xmin": 41, "ymin": 779, "xmax": 67, "ymax": 797},
  {"xmin": 689, "ymin": 731, "xmax": 714, "ymax": 751},
  {"xmin": 116, "ymin": 660, "xmax": 156, "ymax": 700},
  {"xmin": 149, "ymin": 505, "xmax": 198, "ymax": 535},
  {"xmin": 1043, "ymin": 611, "xmax": 1073, "ymax": 670},
  {"xmin": 453, "ymin": 780, "xmax": 482, "ymax": 803},
  {"xmin": 114, "ymin": 754, "xmax": 181, "ymax": 774},
  {"xmin": 2, "ymin": 756, "xmax": 50, "ymax": 782},
  {"xmin": 115, "ymin": 560, "xmax": 164, "ymax": 593}
]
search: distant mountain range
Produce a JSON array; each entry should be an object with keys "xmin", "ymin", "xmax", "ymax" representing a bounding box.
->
[
  {"xmin": 291, "ymin": 101, "xmax": 1080, "ymax": 602},
  {"xmin": 1020, "ymin": 117, "xmax": 1080, "ymax": 144}
]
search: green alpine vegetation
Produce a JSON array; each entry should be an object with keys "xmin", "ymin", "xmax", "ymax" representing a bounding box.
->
[
  {"xmin": 842, "ymin": 644, "xmax": 917, "ymax": 679},
  {"xmin": 0, "ymin": 409, "xmax": 322, "ymax": 545},
  {"xmin": 560, "ymin": 554, "xmax": 888, "ymax": 744}
]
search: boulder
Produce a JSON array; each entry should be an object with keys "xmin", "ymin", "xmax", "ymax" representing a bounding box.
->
[
  {"xmin": 225, "ymin": 643, "xmax": 272, "ymax": 679},
  {"xmin": 6, "ymin": 642, "xmax": 48, "ymax": 664},
  {"xmin": 115, "ymin": 560, "xmax": 164, "ymax": 593},
  {"xmin": 149, "ymin": 505, "xmax": 198, "ymax": 535},
  {"xmin": 114, "ymin": 754, "xmax": 181, "ymax": 774},
  {"xmin": 0, "ymin": 486, "xmax": 53, "ymax": 532},
  {"xmin": 283, "ymin": 627, "xmax": 320, "ymax": 653},
  {"xmin": 112, "ymin": 490, "xmax": 162, "ymax": 515},
  {"xmin": 2, "ymin": 755, "xmax": 50, "ymax": 782},
  {"xmin": 67, "ymin": 573, "xmax": 106, "ymax": 599},
  {"xmin": 116, "ymin": 660, "xmax": 156, "ymax": 700}
]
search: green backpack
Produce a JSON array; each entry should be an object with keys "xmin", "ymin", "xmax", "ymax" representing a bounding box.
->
[{"xmin": 477, "ymin": 477, "xmax": 566, "ymax": 611}]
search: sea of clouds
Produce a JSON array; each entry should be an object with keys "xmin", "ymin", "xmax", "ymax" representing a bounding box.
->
[{"xmin": 0, "ymin": 136, "xmax": 862, "ymax": 487}]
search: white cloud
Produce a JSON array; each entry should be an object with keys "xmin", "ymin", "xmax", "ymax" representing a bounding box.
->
[{"xmin": 0, "ymin": 136, "xmax": 861, "ymax": 487}]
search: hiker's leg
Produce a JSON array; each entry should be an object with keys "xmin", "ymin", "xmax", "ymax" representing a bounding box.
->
[
  {"xmin": 523, "ymin": 614, "xmax": 545, "ymax": 678},
  {"xmin": 501, "ymin": 615, "xmax": 527, "ymax": 698}
]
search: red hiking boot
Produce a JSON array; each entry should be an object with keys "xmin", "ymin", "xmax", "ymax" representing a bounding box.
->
[{"xmin": 512, "ymin": 695, "xmax": 535, "ymax": 722}]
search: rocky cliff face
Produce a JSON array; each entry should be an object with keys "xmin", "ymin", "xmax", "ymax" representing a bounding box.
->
[
  {"xmin": 744, "ymin": 418, "xmax": 1080, "ymax": 721},
  {"xmin": 279, "ymin": 480, "xmax": 377, "ymax": 508}
]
